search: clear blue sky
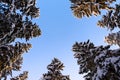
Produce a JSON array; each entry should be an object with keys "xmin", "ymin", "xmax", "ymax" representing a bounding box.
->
[{"xmin": 17, "ymin": 0, "xmax": 114, "ymax": 80}]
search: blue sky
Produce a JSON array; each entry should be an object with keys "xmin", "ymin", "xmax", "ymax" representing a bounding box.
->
[{"xmin": 17, "ymin": 0, "xmax": 116, "ymax": 80}]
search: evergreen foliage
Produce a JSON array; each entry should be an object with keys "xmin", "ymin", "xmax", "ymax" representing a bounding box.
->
[
  {"xmin": 0, "ymin": 0, "xmax": 41, "ymax": 80},
  {"xmin": 41, "ymin": 58, "xmax": 70, "ymax": 80},
  {"xmin": 70, "ymin": 0, "xmax": 120, "ymax": 80},
  {"xmin": 70, "ymin": 0, "xmax": 115, "ymax": 18},
  {"xmin": 98, "ymin": 4, "xmax": 120, "ymax": 46},
  {"xmin": 72, "ymin": 40, "xmax": 120, "ymax": 80}
]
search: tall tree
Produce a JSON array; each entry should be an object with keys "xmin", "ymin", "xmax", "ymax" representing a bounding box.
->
[
  {"xmin": 70, "ymin": 0, "xmax": 120, "ymax": 80},
  {"xmin": 98, "ymin": 4, "xmax": 120, "ymax": 46},
  {"xmin": 70, "ymin": 0, "xmax": 115, "ymax": 18},
  {"xmin": 41, "ymin": 58, "xmax": 70, "ymax": 80},
  {"xmin": 72, "ymin": 40, "xmax": 120, "ymax": 80},
  {"xmin": 0, "ymin": 0, "xmax": 41, "ymax": 80}
]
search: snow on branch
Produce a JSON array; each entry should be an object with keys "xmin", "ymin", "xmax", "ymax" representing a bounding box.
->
[{"xmin": 72, "ymin": 40, "xmax": 120, "ymax": 80}]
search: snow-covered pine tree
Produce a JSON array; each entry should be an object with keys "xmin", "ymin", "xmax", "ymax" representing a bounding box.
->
[
  {"xmin": 72, "ymin": 40, "xmax": 120, "ymax": 80},
  {"xmin": 0, "ymin": 0, "xmax": 41, "ymax": 80},
  {"xmin": 70, "ymin": 0, "xmax": 115, "ymax": 18},
  {"xmin": 41, "ymin": 58, "xmax": 70, "ymax": 80},
  {"xmin": 70, "ymin": 0, "xmax": 120, "ymax": 80},
  {"xmin": 98, "ymin": 4, "xmax": 120, "ymax": 46}
]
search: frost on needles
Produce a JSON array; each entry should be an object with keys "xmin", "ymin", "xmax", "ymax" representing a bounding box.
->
[
  {"xmin": 0, "ymin": 0, "xmax": 41, "ymax": 80},
  {"xmin": 72, "ymin": 40, "xmax": 120, "ymax": 80}
]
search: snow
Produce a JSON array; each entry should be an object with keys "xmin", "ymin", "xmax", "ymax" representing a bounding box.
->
[
  {"xmin": 105, "ymin": 56, "xmax": 120, "ymax": 72},
  {"xmin": 93, "ymin": 65, "xmax": 102, "ymax": 79},
  {"xmin": 93, "ymin": 48, "xmax": 120, "ymax": 80},
  {"xmin": 44, "ymin": 76, "xmax": 51, "ymax": 79},
  {"xmin": 47, "ymin": 65, "xmax": 54, "ymax": 70},
  {"xmin": 94, "ymin": 51, "xmax": 106, "ymax": 63},
  {"xmin": 74, "ymin": 52, "xmax": 82, "ymax": 58}
]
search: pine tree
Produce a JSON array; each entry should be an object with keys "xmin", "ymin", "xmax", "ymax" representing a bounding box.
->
[
  {"xmin": 0, "ymin": 0, "xmax": 41, "ymax": 80},
  {"xmin": 70, "ymin": 0, "xmax": 115, "ymax": 18},
  {"xmin": 72, "ymin": 40, "xmax": 120, "ymax": 80},
  {"xmin": 41, "ymin": 58, "xmax": 70, "ymax": 80},
  {"xmin": 70, "ymin": 0, "xmax": 120, "ymax": 80},
  {"xmin": 98, "ymin": 4, "xmax": 120, "ymax": 46}
]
